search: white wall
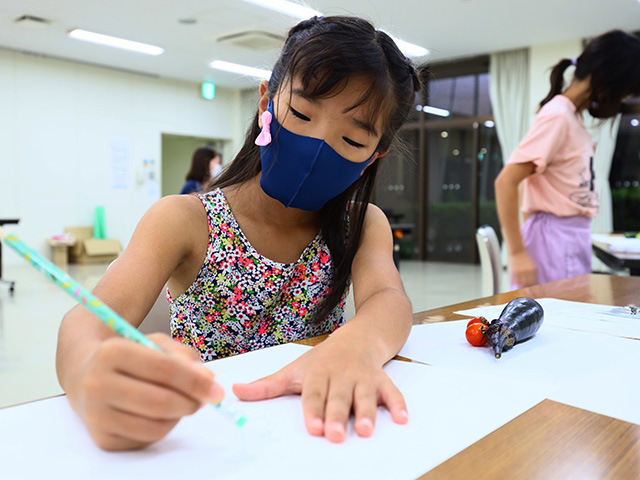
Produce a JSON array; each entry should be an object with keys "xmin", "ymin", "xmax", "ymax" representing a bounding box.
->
[
  {"xmin": 0, "ymin": 49, "xmax": 244, "ymax": 266},
  {"xmin": 528, "ymin": 38, "xmax": 582, "ymax": 119}
]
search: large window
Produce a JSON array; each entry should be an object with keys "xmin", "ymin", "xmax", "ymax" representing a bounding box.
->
[
  {"xmin": 374, "ymin": 56, "xmax": 503, "ymax": 262},
  {"xmin": 610, "ymin": 97, "xmax": 640, "ymax": 231}
]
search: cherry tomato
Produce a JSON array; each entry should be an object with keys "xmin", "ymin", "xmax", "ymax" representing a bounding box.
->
[
  {"xmin": 467, "ymin": 316, "xmax": 489, "ymax": 328},
  {"xmin": 466, "ymin": 323, "xmax": 488, "ymax": 346}
]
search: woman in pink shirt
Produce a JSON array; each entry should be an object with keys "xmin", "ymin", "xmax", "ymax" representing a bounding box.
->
[{"xmin": 495, "ymin": 30, "xmax": 640, "ymax": 289}]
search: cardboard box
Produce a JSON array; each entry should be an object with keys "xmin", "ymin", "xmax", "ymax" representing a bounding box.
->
[
  {"xmin": 64, "ymin": 226, "xmax": 121, "ymax": 264},
  {"xmin": 47, "ymin": 235, "xmax": 76, "ymax": 268}
]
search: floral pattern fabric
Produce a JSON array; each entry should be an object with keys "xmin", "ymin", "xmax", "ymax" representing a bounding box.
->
[{"xmin": 168, "ymin": 188, "xmax": 348, "ymax": 361}]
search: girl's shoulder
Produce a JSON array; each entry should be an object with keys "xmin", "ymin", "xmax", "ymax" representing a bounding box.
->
[
  {"xmin": 348, "ymin": 202, "xmax": 392, "ymax": 235},
  {"xmin": 147, "ymin": 194, "xmax": 208, "ymax": 234},
  {"xmin": 539, "ymin": 95, "xmax": 576, "ymax": 118}
]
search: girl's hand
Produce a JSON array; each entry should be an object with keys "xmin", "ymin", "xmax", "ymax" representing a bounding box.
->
[
  {"xmin": 72, "ymin": 334, "xmax": 224, "ymax": 451},
  {"xmin": 232, "ymin": 340, "xmax": 408, "ymax": 443},
  {"xmin": 510, "ymin": 250, "xmax": 538, "ymax": 288}
]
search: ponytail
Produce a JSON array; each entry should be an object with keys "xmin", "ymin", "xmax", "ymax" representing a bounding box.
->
[{"xmin": 539, "ymin": 58, "xmax": 574, "ymax": 109}]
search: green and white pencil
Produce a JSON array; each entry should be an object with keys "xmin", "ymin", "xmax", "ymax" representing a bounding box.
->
[{"xmin": 0, "ymin": 226, "xmax": 246, "ymax": 427}]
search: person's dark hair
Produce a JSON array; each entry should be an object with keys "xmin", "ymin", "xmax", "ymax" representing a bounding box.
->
[
  {"xmin": 205, "ymin": 16, "xmax": 421, "ymax": 324},
  {"xmin": 186, "ymin": 147, "xmax": 217, "ymax": 183},
  {"xmin": 540, "ymin": 30, "xmax": 640, "ymax": 117}
]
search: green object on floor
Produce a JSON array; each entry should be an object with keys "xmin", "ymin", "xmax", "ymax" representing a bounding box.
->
[{"xmin": 93, "ymin": 206, "xmax": 107, "ymax": 239}]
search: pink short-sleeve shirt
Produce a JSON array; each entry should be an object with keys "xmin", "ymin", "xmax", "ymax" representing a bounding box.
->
[{"xmin": 508, "ymin": 95, "xmax": 598, "ymax": 218}]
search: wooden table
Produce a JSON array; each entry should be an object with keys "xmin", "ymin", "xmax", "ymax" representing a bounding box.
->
[
  {"xmin": 412, "ymin": 273, "xmax": 640, "ymax": 479},
  {"xmin": 592, "ymin": 239, "xmax": 640, "ymax": 276},
  {"xmin": 298, "ymin": 274, "xmax": 640, "ymax": 478}
]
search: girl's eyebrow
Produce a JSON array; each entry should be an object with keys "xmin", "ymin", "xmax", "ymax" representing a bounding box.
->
[
  {"xmin": 292, "ymin": 88, "xmax": 318, "ymax": 103},
  {"xmin": 349, "ymin": 117, "xmax": 378, "ymax": 137}
]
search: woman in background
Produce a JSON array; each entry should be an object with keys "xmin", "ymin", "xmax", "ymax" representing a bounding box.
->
[
  {"xmin": 180, "ymin": 147, "xmax": 221, "ymax": 194},
  {"xmin": 495, "ymin": 30, "xmax": 640, "ymax": 289}
]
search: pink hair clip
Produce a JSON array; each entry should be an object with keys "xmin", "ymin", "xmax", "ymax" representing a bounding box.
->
[{"xmin": 254, "ymin": 110, "xmax": 272, "ymax": 146}]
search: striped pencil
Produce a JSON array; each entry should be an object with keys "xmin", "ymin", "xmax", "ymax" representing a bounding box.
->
[{"xmin": 0, "ymin": 226, "xmax": 246, "ymax": 427}]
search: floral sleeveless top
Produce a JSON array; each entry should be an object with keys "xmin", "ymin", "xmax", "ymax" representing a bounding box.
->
[{"xmin": 168, "ymin": 189, "xmax": 348, "ymax": 361}]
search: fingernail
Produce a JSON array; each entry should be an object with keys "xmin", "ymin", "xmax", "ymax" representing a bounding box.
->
[
  {"xmin": 208, "ymin": 384, "xmax": 224, "ymax": 403},
  {"xmin": 328, "ymin": 422, "xmax": 345, "ymax": 438},
  {"xmin": 398, "ymin": 409, "xmax": 409, "ymax": 422},
  {"xmin": 309, "ymin": 417, "xmax": 323, "ymax": 432},
  {"xmin": 358, "ymin": 417, "xmax": 374, "ymax": 435}
]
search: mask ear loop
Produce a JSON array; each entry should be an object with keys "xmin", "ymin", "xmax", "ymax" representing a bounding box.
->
[{"xmin": 254, "ymin": 110, "xmax": 272, "ymax": 146}]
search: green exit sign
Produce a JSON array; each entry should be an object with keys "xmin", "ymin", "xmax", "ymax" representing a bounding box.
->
[{"xmin": 201, "ymin": 82, "xmax": 215, "ymax": 100}]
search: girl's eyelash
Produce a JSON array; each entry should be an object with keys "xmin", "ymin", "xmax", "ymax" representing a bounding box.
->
[
  {"xmin": 289, "ymin": 107, "xmax": 310, "ymax": 121},
  {"xmin": 289, "ymin": 106, "xmax": 363, "ymax": 148},
  {"xmin": 343, "ymin": 137, "xmax": 364, "ymax": 148}
]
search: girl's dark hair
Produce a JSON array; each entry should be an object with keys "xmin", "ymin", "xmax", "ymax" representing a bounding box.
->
[
  {"xmin": 204, "ymin": 16, "xmax": 420, "ymax": 324},
  {"xmin": 540, "ymin": 30, "xmax": 640, "ymax": 118},
  {"xmin": 186, "ymin": 147, "xmax": 217, "ymax": 183}
]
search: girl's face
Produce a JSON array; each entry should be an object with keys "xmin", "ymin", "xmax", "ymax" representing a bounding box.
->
[
  {"xmin": 259, "ymin": 76, "xmax": 386, "ymax": 164},
  {"xmin": 209, "ymin": 155, "xmax": 221, "ymax": 172}
]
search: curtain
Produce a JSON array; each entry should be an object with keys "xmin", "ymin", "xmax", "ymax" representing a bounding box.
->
[
  {"xmin": 489, "ymin": 49, "xmax": 531, "ymax": 274},
  {"xmin": 489, "ymin": 48, "xmax": 531, "ymax": 164},
  {"xmin": 585, "ymin": 114, "xmax": 622, "ymax": 272}
]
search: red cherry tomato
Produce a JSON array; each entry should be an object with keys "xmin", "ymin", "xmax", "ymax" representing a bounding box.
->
[
  {"xmin": 466, "ymin": 323, "xmax": 488, "ymax": 346},
  {"xmin": 467, "ymin": 316, "xmax": 489, "ymax": 328}
]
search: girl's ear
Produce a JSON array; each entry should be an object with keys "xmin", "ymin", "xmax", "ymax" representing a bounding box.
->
[
  {"xmin": 361, "ymin": 148, "xmax": 389, "ymax": 175},
  {"xmin": 258, "ymin": 80, "xmax": 270, "ymax": 127}
]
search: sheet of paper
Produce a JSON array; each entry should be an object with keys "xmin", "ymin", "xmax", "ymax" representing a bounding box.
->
[
  {"xmin": 398, "ymin": 319, "xmax": 640, "ymax": 393},
  {"xmin": 548, "ymin": 364, "xmax": 640, "ymax": 425},
  {"xmin": 592, "ymin": 233, "xmax": 640, "ymax": 253},
  {"xmin": 454, "ymin": 298, "xmax": 640, "ymax": 340},
  {"xmin": 0, "ymin": 343, "xmax": 546, "ymax": 480}
]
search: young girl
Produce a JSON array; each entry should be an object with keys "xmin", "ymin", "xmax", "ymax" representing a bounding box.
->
[
  {"xmin": 56, "ymin": 16, "xmax": 421, "ymax": 451},
  {"xmin": 495, "ymin": 30, "xmax": 640, "ymax": 289}
]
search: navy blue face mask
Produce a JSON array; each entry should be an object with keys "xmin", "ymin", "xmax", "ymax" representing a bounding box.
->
[{"xmin": 256, "ymin": 101, "xmax": 376, "ymax": 211}]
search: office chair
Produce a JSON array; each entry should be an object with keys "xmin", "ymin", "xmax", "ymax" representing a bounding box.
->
[{"xmin": 476, "ymin": 225, "xmax": 501, "ymax": 297}]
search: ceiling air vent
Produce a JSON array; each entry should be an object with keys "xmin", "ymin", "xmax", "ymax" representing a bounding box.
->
[
  {"xmin": 217, "ymin": 30, "xmax": 284, "ymax": 50},
  {"xmin": 14, "ymin": 15, "xmax": 52, "ymax": 29}
]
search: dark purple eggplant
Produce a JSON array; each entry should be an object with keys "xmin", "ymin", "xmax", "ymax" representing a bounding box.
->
[{"xmin": 486, "ymin": 297, "xmax": 544, "ymax": 358}]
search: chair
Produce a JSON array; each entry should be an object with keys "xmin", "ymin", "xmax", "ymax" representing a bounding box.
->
[{"xmin": 476, "ymin": 225, "xmax": 501, "ymax": 297}]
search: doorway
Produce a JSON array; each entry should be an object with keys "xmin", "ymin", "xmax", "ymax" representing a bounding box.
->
[{"xmin": 161, "ymin": 134, "xmax": 225, "ymax": 196}]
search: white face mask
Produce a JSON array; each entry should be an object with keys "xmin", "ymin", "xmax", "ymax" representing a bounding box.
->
[{"xmin": 210, "ymin": 163, "xmax": 223, "ymax": 178}]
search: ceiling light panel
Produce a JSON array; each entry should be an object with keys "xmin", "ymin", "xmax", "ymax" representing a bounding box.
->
[{"xmin": 68, "ymin": 29, "xmax": 164, "ymax": 56}]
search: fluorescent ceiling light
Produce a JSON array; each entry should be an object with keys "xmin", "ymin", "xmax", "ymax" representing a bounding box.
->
[
  {"xmin": 68, "ymin": 29, "xmax": 164, "ymax": 55},
  {"xmin": 210, "ymin": 60, "xmax": 271, "ymax": 80},
  {"xmin": 241, "ymin": 0, "xmax": 322, "ymax": 19},
  {"xmin": 422, "ymin": 105, "xmax": 450, "ymax": 117},
  {"xmin": 240, "ymin": 0, "xmax": 428, "ymax": 57},
  {"xmin": 387, "ymin": 34, "xmax": 430, "ymax": 58}
]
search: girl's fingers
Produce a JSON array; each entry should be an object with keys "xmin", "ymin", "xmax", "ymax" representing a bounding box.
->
[
  {"xmin": 378, "ymin": 379, "xmax": 409, "ymax": 425},
  {"xmin": 95, "ymin": 337, "xmax": 222, "ymax": 405},
  {"xmin": 85, "ymin": 404, "xmax": 180, "ymax": 451},
  {"xmin": 322, "ymin": 378, "xmax": 356, "ymax": 443},
  {"xmin": 232, "ymin": 368, "xmax": 300, "ymax": 401},
  {"xmin": 352, "ymin": 383, "xmax": 378, "ymax": 437},
  {"xmin": 300, "ymin": 373, "xmax": 330, "ymax": 437},
  {"xmin": 89, "ymin": 370, "xmax": 203, "ymax": 420}
]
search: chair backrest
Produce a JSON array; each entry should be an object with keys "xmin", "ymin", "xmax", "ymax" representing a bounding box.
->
[{"xmin": 476, "ymin": 225, "xmax": 501, "ymax": 297}]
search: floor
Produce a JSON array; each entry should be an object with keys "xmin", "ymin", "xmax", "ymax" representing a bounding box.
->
[{"xmin": 0, "ymin": 260, "xmax": 508, "ymax": 409}]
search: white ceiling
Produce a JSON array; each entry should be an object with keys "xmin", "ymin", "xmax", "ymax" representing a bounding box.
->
[{"xmin": 0, "ymin": 0, "xmax": 639, "ymax": 90}]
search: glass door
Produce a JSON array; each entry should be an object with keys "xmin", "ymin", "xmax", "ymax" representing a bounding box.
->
[
  {"xmin": 374, "ymin": 128, "xmax": 421, "ymax": 259},
  {"xmin": 425, "ymin": 125, "xmax": 477, "ymax": 262}
]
